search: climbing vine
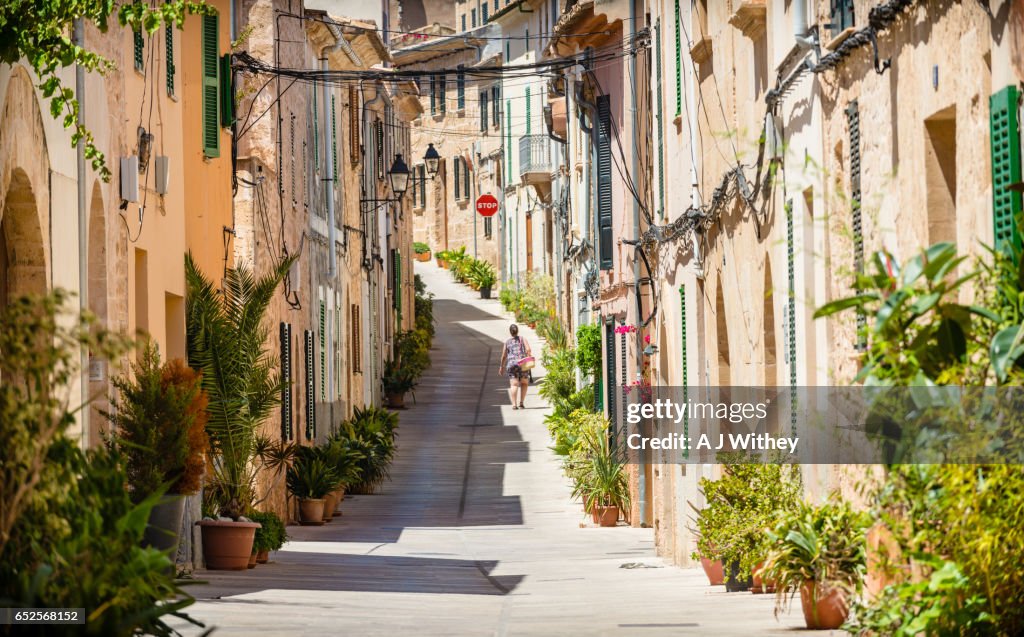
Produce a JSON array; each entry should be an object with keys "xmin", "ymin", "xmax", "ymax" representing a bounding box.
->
[{"xmin": 0, "ymin": 0, "xmax": 211, "ymax": 181}]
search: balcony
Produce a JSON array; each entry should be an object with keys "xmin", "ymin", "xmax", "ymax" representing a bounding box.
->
[{"xmin": 518, "ymin": 135, "xmax": 553, "ymax": 186}]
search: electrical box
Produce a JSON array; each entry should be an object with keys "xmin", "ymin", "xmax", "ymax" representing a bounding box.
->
[
  {"xmin": 155, "ymin": 156, "xmax": 170, "ymax": 194},
  {"xmin": 120, "ymin": 156, "xmax": 139, "ymax": 202}
]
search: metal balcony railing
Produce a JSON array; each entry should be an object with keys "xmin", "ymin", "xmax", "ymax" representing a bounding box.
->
[{"xmin": 518, "ymin": 135, "xmax": 552, "ymax": 183}]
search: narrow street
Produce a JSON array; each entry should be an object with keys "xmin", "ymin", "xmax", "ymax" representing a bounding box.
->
[{"xmin": 174, "ymin": 264, "xmax": 809, "ymax": 636}]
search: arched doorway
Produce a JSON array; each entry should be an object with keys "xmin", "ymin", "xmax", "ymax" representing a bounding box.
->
[{"xmin": 0, "ymin": 168, "xmax": 47, "ymax": 307}]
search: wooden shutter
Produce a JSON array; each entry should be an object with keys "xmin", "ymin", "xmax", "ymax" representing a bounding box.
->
[
  {"xmin": 219, "ymin": 54, "xmax": 232, "ymax": 127},
  {"xmin": 201, "ymin": 13, "xmax": 220, "ymax": 158},
  {"xmin": 991, "ymin": 86, "xmax": 1022, "ymax": 255},
  {"xmin": 134, "ymin": 28, "xmax": 144, "ymax": 71},
  {"xmin": 457, "ymin": 65, "xmax": 466, "ymax": 110},
  {"xmin": 305, "ymin": 329, "xmax": 316, "ymax": 439},
  {"xmin": 526, "ymin": 86, "xmax": 531, "ymax": 135},
  {"xmin": 351, "ymin": 304, "xmax": 361, "ymax": 373},
  {"xmin": 280, "ymin": 322, "xmax": 293, "ymax": 440},
  {"xmin": 604, "ymin": 319, "xmax": 617, "ymax": 436},
  {"xmin": 655, "ymin": 19, "xmax": 665, "ymax": 219},
  {"xmin": 674, "ymin": 0, "xmax": 681, "ymax": 116},
  {"xmin": 349, "ymin": 86, "xmax": 360, "ymax": 163},
  {"xmin": 165, "ymin": 25, "xmax": 174, "ymax": 95},
  {"xmin": 846, "ymin": 100, "xmax": 866, "ymax": 349},
  {"xmin": 597, "ymin": 95, "xmax": 613, "ymax": 270},
  {"xmin": 454, "ymin": 158, "xmax": 462, "ymax": 200},
  {"xmin": 319, "ymin": 301, "xmax": 326, "ymax": 401},
  {"xmin": 331, "ymin": 96, "xmax": 338, "ymax": 180}
]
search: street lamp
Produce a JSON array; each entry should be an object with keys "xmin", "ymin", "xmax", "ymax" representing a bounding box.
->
[
  {"xmin": 423, "ymin": 143, "xmax": 440, "ymax": 180},
  {"xmin": 388, "ymin": 154, "xmax": 410, "ymax": 197}
]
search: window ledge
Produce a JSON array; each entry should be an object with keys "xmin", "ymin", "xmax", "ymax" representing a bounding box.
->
[
  {"xmin": 728, "ymin": 1, "xmax": 766, "ymax": 39},
  {"xmin": 690, "ymin": 37, "xmax": 713, "ymax": 65},
  {"xmin": 825, "ymin": 26, "xmax": 857, "ymax": 50}
]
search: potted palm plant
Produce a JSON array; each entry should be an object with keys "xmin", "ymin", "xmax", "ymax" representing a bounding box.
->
[
  {"xmin": 106, "ymin": 344, "xmax": 209, "ymax": 563},
  {"xmin": 469, "ymin": 260, "xmax": 497, "ymax": 299},
  {"xmin": 186, "ymin": 253, "xmax": 293, "ymax": 570},
  {"xmin": 286, "ymin": 456, "xmax": 338, "ymax": 525},
  {"xmin": 382, "ymin": 357, "xmax": 416, "ymax": 408},
  {"xmin": 570, "ymin": 423, "xmax": 629, "ymax": 527},
  {"xmin": 762, "ymin": 499, "xmax": 870, "ymax": 629}
]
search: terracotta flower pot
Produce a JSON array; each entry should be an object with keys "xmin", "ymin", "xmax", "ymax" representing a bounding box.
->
[
  {"xmin": 386, "ymin": 391, "xmax": 405, "ymax": 409},
  {"xmin": 799, "ymin": 581, "xmax": 848, "ymax": 630},
  {"xmin": 247, "ymin": 551, "xmax": 257, "ymax": 569},
  {"xmin": 256, "ymin": 549, "xmax": 269, "ymax": 564},
  {"xmin": 299, "ymin": 498, "xmax": 326, "ymax": 526},
  {"xmin": 700, "ymin": 556, "xmax": 725, "ymax": 586},
  {"xmin": 197, "ymin": 519, "xmax": 261, "ymax": 570},
  {"xmin": 751, "ymin": 561, "xmax": 776, "ymax": 594},
  {"xmin": 416, "ymin": 252, "xmax": 431, "ymax": 262},
  {"xmin": 595, "ymin": 505, "xmax": 619, "ymax": 527},
  {"xmin": 331, "ymin": 488, "xmax": 345, "ymax": 514},
  {"xmin": 322, "ymin": 493, "xmax": 337, "ymax": 522}
]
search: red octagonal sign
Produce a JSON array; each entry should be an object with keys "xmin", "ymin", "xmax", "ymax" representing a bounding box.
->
[{"xmin": 476, "ymin": 194, "xmax": 499, "ymax": 217}]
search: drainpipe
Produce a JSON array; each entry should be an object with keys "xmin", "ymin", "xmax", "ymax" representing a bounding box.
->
[
  {"xmin": 75, "ymin": 18, "xmax": 89, "ymax": 449},
  {"xmin": 629, "ymin": 0, "xmax": 648, "ymax": 529}
]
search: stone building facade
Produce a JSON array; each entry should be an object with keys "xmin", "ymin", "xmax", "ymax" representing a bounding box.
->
[{"xmin": 642, "ymin": 0, "xmax": 1024, "ymax": 567}]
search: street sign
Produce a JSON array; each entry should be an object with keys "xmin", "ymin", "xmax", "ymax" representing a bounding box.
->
[{"xmin": 476, "ymin": 194, "xmax": 499, "ymax": 217}]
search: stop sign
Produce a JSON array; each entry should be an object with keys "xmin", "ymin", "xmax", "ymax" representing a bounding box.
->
[{"xmin": 476, "ymin": 194, "xmax": 499, "ymax": 217}]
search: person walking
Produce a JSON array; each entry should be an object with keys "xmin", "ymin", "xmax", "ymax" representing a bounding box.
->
[{"xmin": 498, "ymin": 324, "xmax": 532, "ymax": 409}]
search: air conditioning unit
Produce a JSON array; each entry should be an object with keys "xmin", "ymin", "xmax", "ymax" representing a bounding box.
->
[
  {"xmin": 120, "ymin": 156, "xmax": 139, "ymax": 202},
  {"xmin": 155, "ymin": 156, "xmax": 170, "ymax": 194}
]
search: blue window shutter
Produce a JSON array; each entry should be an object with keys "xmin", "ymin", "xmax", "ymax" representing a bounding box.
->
[{"xmin": 597, "ymin": 95, "xmax": 613, "ymax": 270}]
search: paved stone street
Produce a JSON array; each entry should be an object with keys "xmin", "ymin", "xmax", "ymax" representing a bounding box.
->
[{"xmin": 175, "ymin": 264, "xmax": 818, "ymax": 636}]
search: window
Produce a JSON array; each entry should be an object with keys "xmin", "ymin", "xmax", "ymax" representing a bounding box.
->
[
  {"xmin": 219, "ymin": 54, "xmax": 232, "ymax": 127},
  {"xmin": 830, "ymin": 0, "xmax": 855, "ymax": 34},
  {"xmin": 419, "ymin": 164, "xmax": 426, "ymax": 206},
  {"xmin": 924, "ymin": 106, "xmax": 957, "ymax": 245},
  {"xmin": 471, "ymin": 8, "xmax": 477, "ymax": 28},
  {"xmin": 375, "ymin": 120, "xmax": 384, "ymax": 179},
  {"xmin": 201, "ymin": 13, "xmax": 219, "ymax": 158},
  {"xmin": 480, "ymin": 90, "xmax": 489, "ymax": 131},
  {"xmin": 412, "ymin": 164, "xmax": 426, "ymax": 207},
  {"xmin": 454, "ymin": 157, "xmax": 462, "ymax": 200},
  {"xmin": 495, "ymin": 0, "xmax": 499, "ymax": 13},
  {"xmin": 483, "ymin": 4, "xmax": 489, "ymax": 22},
  {"xmin": 596, "ymin": 95, "xmax": 613, "ymax": 270},
  {"xmin": 484, "ymin": 215, "xmax": 493, "ymax": 238},
  {"xmin": 439, "ymin": 73, "xmax": 447, "ymax": 114},
  {"xmin": 461, "ymin": 13, "xmax": 466, "ymax": 32},
  {"xmin": 165, "ymin": 25, "xmax": 175, "ymax": 95},
  {"xmin": 393, "ymin": 251, "xmax": 402, "ymax": 313},
  {"xmin": 457, "ymin": 65, "xmax": 466, "ymax": 110},
  {"xmin": 505, "ymin": 41, "xmax": 510, "ymax": 64},
  {"xmin": 463, "ymin": 156, "xmax": 470, "ymax": 198},
  {"xmin": 134, "ymin": 28, "xmax": 144, "ymax": 72}
]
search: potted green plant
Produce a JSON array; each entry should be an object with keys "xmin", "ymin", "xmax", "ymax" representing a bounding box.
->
[
  {"xmin": 436, "ymin": 249, "xmax": 451, "ymax": 268},
  {"xmin": 339, "ymin": 406, "xmax": 399, "ymax": 495},
  {"xmin": 106, "ymin": 344, "xmax": 209, "ymax": 563},
  {"xmin": 248, "ymin": 509, "xmax": 287, "ymax": 564},
  {"xmin": 382, "ymin": 357, "xmax": 416, "ymax": 408},
  {"xmin": 286, "ymin": 456, "xmax": 338, "ymax": 525},
  {"xmin": 319, "ymin": 438, "xmax": 364, "ymax": 518},
  {"xmin": 186, "ymin": 253, "xmax": 293, "ymax": 570},
  {"xmin": 691, "ymin": 453, "xmax": 802, "ymax": 592},
  {"xmin": 569, "ymin": 421, "xmax": 629, "ymax": 527},
  {"xmin": 469, "ymin": 260, "xmax": 497, "ymax": 299},
  {"xmin": 762, "ymin": 499, "xmax": 869, "ymax": 630},
  {"xmin": 413, "ymin": 241, "xmax": 431, "ymax": 262}
]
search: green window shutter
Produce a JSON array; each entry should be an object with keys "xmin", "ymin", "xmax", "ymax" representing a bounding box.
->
[
  {"xmin": 786, "ymin": 200, "xmax": 798, "ymax": 436},
  {"xmin": 830, "ymin": 0, "xmax": 855, "ymax": 34},
  {"xmin": 679, "ymin": 286, "xmax": 688, "ymax": 458},
  {"xmin": 305, "ymin": 329, "xmax": 316, "ymax": 439},
  {"xmin": 462, "ymin": 13, "xmax": 466, "ymax": 31},
  {"xmin": 201, "ymin": 13, "xmax": 220, "ymax": 158},
  {"xmin": 457, "ymin": 65, "xmax": 465, "ymax": 110},
  {"xmin": 134, "ymin": 28, "xmax": 144, "ymax": 72},
  {"xmin": 318, "ymin": 303, "xmax": 326, "ymax": 402},
  {"xmin": 219, "ymin": 54, "xmax": 233, "ymax": 127},
  {"xmin": 312, "ymin": 86, "xmax": 319, "ymax": 171},
  {"xmin": 463, "ymin": 158, "xmax": 470, "ymax": 199},
  {"xmin": 454, "ymin": 158, "xmax": 460, "ymax": 199},
  {"xmin": 430, "ymin": 75, "xmax": 437, "ymax": 115},
  {"xmin": 597, "ymin": 95, "xmax": 613, "ymax": 270},
  {"xmin": 165, "ymin": 25, "xmax": 175, "ymax": 95},
  {"xmin": 280, "ymin": 322, "xmax": 293, "ymax": 440},
  {"xmin": 505, "ymin": 41, "xmax": 510, "ymax": 63},
  {"xmin": 480, "ymin": 90, "xmax": 488, "ymax": 132},
  {"xmin": 394, "ymin": 251, "xmax": 402, "ymax": 314},
  {"xmin": 440, "ymin": 73, "xmax": 446, "ymax": 114},
  {"xmin": 492, "ymin": 85, "xmax": 500, "ymax": 127},
  {"xmin": 604, "ymin": 319, "xmax": 617, "ymax": 437},
  {"xmin": 846, "ymin": 100, "xmax": 866, "ymax": 349},
  {"xmin": 331, "ymin": 96, "xmax": 338, "ymax": 180},
  {"xmin": 526, "ymin": 86, "xmax": 532, "ymax": 135},
  {"xmin": 674, "ymin": 0, "xmax": 681, "ymax": 117},
  {"xmin": 991, "ymin": 85, "xmax": 1022, "ymax": 255},
  {"xmin": 655, "ymin": 19, "xmax": 665, "ymax": 220},
  {"xmin": 506, "ymin": 100, "xmax": 512, "ymax": 184}
]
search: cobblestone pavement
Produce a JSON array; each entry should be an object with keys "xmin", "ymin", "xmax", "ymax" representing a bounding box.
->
[{"xmin": 174, "ymin": 263, "xmax": 821, "ymax": 636}]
